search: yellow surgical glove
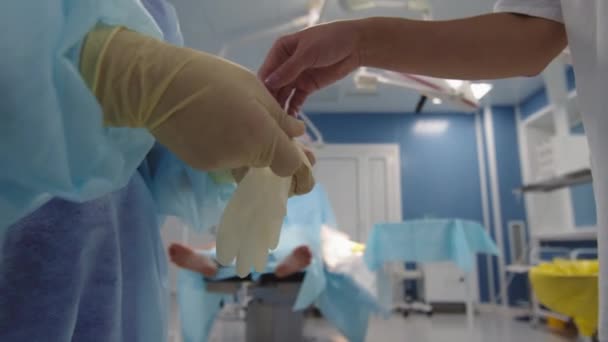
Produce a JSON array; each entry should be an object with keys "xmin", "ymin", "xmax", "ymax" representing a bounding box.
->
[
  {"xmin": 231, "ymin": 142, "xmax": 315, "ymax": 195},
  {"xmin": 80, "ymin": 25, "xmax": 314, "ymax": 194}
]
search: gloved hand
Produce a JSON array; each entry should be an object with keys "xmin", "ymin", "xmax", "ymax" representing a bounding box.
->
[
  {"xmin": 258, "ymin": 20, "xmax": 362, "ymax": 116},
  {"xmin": 80, "ymin": 25, "xmax": 314, "ymax": 193},
  {"xmin": 230, "ymin": 144, "xmax": 316, "ymax": 196},
  {"xmin": 209, "ymin": 144, "xmax": 314, "ymax": 195}
]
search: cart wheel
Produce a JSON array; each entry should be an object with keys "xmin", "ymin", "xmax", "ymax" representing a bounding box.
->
[
  {"xmin": 426, "ymin": 311, "xmax": 434, "ymax": 317},
  {"xmin": 402, "ymin": 311, "xmax": 410, "ymax": 318}
]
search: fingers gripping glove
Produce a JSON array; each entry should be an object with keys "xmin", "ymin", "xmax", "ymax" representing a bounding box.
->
[{"xmin": 216, "ymin": 145, "xmax": 313, "ymax": 277}]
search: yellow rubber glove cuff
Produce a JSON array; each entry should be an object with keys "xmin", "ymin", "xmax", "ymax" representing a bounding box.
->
[
  {"xmin": 81, "ymin": 25, "xmax": 198, "ymax": 129},
  {"xmin": 80, "ymin": 24, "xmax": 119, "ymax": 108}
]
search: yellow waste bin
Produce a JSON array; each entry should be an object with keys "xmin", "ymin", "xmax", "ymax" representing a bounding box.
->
[{"xmin": 529, "ymin": 259, "xmax": 598, "ymax": 337}]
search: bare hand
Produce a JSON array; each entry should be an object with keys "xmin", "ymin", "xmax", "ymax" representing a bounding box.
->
[{"xmin": 259, "ymin": 21, "xmax": 362, "ymax": 115}]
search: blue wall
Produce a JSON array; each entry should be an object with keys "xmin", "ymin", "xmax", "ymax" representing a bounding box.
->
[
  {"xmin": 487, "ymin": 106, "xmax": 529, "ymax": 305},
  {"xmin": 520, "ymin": 87, "xmax": 549, "ymax": 120},
  {"xmin": 566, "ymin": 65, "xmax": 576, "ymax": 91}
]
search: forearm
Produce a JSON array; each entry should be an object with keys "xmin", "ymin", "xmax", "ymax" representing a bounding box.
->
[{"xmin": 356, "ymin": 14, "xmax": 567, "ymax": 79}]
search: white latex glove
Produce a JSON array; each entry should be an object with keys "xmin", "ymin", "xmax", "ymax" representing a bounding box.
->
[
  {"xmin": 216, "ymin": 145, "xmax": 312, "ymax": 277},
  {"xmin": 80, "ymin": 25, "xmax": 314, "ymax": 186}
]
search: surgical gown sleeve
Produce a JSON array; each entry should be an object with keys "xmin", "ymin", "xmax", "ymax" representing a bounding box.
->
[
  {"xmin": 141, "ymin": 0, "xmax": 183, "ymax": 45},
  {"xmin": 494, "ymin": 0, "xmax": 564, "ymax": 23},
  {"xmin": 139, "ymin": 144, "xmax": 236, "ymax": 232},
  {"xmin": 124, "ymin": 0, "xmax": 233, "ymax": 233},
  {"xmin": 0, "ymin": 0, "xmax": 164, "ymax": 230}
]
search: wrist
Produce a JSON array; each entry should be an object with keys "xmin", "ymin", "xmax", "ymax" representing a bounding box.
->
[
  {"xmin": 353, "ymin": 17, "xmax": 379, "ymax": 68},
  {"xmin": 352, "ymin": 18, "xmax": 369, "ymax": 68},
  {"xmin": 354, "ymin": 17, "xmax": 413, "ymax": 70}
]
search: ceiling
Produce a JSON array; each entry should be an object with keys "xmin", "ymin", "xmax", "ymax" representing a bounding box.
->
[{"xmin": 169, "ymin": 0, "xmax": 545, "ymax": 113}]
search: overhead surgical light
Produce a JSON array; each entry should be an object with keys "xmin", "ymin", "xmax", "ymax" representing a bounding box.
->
[
  {"xmin": 471, "ymin": 83, "xmax": 493, "ymax": 100},
  {"xmin": 340, "ymin": 0, "xmax": 429, "ymax": 10},
  {"xmin": 354, "ymin": 68, "xmax": 380, "ymax": 91},
  {"xmin": 405, "ymin": 0, "xmax": 429, "ymax": 11},
  {"xmin": 307, "ymin": 0, "xmax": 325, "ymax": 26},
  {"xmin": 339, "ymin": 0, "xmax": 431, "ymax": 17},
  {"xmin": 446, "ymin": 79, "xmax": 464, "ymax": 90},
  {"xmin": 413, "ymin": 120, "xmax": 449, "ymax": 135},
  {"xmin": 353, "ymin": 68, "xmax": 481, "ymax": 111},
  {"xmin": 340, "ymin": 0, "xmax": 376, "ymax": 10}
]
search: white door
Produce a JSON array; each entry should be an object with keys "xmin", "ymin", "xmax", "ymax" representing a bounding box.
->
[{"xmin": 314, "ymin": 144, "xmax": 402, "ymax": 242}]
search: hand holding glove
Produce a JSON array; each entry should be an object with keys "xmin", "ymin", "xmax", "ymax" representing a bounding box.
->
[
  {"xmin": 258, "ymin": 20, "xmax": 362, "ymax": 115},
  {"xmin": 80, "ymin": 25, "xmax": 314, "ymax": 193}
]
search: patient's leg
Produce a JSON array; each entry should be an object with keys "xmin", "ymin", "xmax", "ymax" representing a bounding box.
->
[
  {"xmin": 275, "ymin": 245, "xmax": 313, "ymax": 278},
  {"xmin": 168, "ymin": 243, "xmax": 218, "ymax": 277}
]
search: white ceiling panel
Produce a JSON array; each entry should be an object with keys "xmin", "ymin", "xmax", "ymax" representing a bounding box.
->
[
  {"xmin": 198, "ymin": 0, "xmax": 282, "ymax": 33},
  {"xmin": 322, "ymin": 0, "xmax": 428, "ymax": 21},
  {"xmin": 428, "ymin": 0, "xmax": 494, "ymax": 19}
]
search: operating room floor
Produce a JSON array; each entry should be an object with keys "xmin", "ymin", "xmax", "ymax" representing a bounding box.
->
[{"xmin": 169, "ymin": 296, "xmax": 574, "ymax": 342}]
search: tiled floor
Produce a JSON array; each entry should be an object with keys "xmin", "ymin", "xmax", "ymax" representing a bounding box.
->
[
  {"xmin": 354, "ymin": 314, "xmax": 571, "ymax": 342},
  {"xmin": 169, "ymin": 297, "xmax": 575, "ymax": 342}
]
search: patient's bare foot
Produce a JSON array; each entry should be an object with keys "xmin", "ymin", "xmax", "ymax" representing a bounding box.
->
[
  {"xmin": 168, "ymin": 243, "xmax": 218, "ymax": 277},
  {"xmin": 275, "ymin": 245, "xmax": 312, "ymax": 278}
]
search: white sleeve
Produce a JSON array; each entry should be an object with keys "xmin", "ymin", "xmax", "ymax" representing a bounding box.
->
[{"xmin": 494, "ymin": 0, "xmax": 564, "ymax": 23}]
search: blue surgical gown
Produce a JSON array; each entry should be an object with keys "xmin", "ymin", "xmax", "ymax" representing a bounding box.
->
[
  {"xmin": 0, "ymin": 175, "xmax": 168, "ymax": 341},
  {"xmin": 0, "ymin": 1, "xmax": 224, "ymax": 341}
]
